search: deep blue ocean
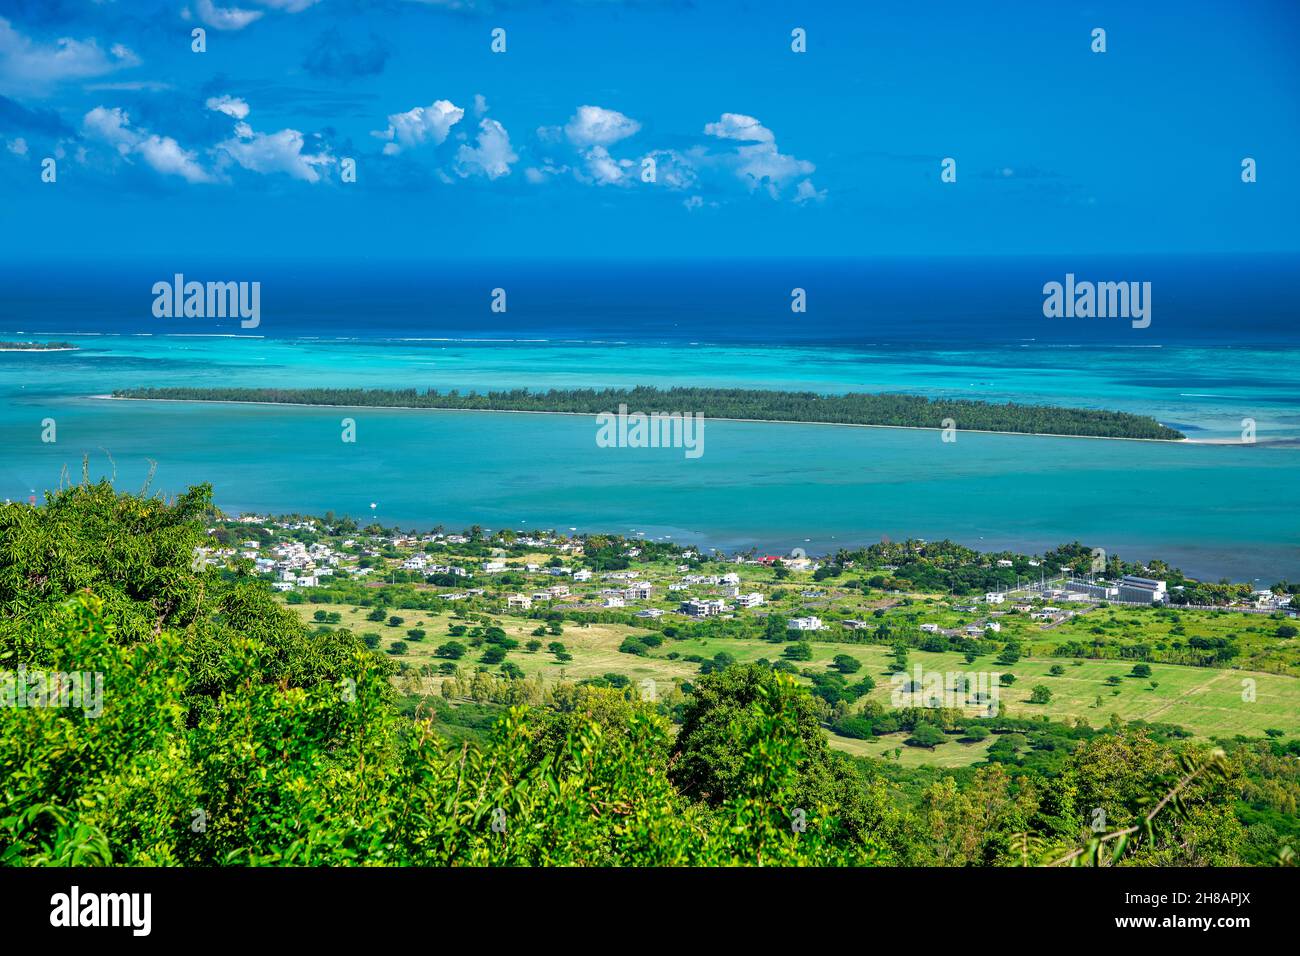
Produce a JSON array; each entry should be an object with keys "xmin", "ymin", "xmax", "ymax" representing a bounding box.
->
[{"xmin": 4, "ymin": 255, "xmax": 1298, "ymax": 345}]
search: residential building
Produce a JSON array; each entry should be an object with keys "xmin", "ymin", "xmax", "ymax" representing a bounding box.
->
[
  {"xmin": 680, "ymin": 598, "xmax": 726, "ymax": 618},
  {"xmin": 788, "ymin": 616, "xmax": 825, "ymax": 631}
]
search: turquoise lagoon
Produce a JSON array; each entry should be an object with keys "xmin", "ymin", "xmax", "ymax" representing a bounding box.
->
[{"xmin": 1, "ymin": 334, "xmax": 1297, "ymax": 582}]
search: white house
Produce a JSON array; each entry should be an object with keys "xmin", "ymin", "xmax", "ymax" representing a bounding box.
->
[
  {"xmin": 788, "ymin": 616, "xmax": 825, "ymax": 632},
  {"xmin": 507, "ymin": 594, "xmax": 532, "ymax": 610},
  {"xmin": 735, "ymin": 592, "xmax": 765, "ymax": 609},
  {"xmin": 680, "ymin": 598, "xmax": 726, "ymax": 618}
]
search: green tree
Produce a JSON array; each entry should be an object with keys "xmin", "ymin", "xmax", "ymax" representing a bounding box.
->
[
  {"xmin": 907, "ymin": 724, "xmax": 946, "ymax": 748},
  {"xmin": 831, "ymin": 654, "xmax": 861, "ymax": 675}
]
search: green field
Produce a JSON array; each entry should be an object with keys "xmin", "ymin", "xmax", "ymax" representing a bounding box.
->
[
  {"xmin": 827, "ymin": 731, "xmax": 998, "ymax": 767},
  {"xmin": 290, "ymin": 602, "xmax": 1300, "ymax": 743}
]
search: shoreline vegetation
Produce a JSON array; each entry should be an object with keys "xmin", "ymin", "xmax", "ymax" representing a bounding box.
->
[
  {"xmin": 0, "ymin": 340, "xmax": 78, "ymax": 351},
  {"xmin": 108, "ymin": 386, "xmax": 1187, "ymax": 441}
]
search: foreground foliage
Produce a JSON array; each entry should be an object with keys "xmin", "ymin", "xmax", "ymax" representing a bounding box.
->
[{"xmin": 0, "ymin": 483, "xmax": 1278, "ymax": 866}]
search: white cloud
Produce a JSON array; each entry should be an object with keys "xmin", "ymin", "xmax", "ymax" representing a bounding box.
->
[
  {"xmin": 580, "ymin": 145, "xmax": 632, "ymax": 186},
  {"xmin": 643, "ymin": 148, "xmax": 698, "ymax": 191},
  {"xmin": 523, "ymin": 160, "xmax": 571, "ymax": 185},
  {"xmin": 83, "ymin": 105, "xmax": 136, "ymax": 152},
  {"xmin": 205, "ymin": 95, "xmax": 250, "ymax": 120},
  {"xmin": 217, "ymin": 126, "xmax": 332, "ymax": 182},
  {"xmin": 0, "ymin": 17, "xmax": 139, "ymax": 93},
  {"xmin": 255, "ymin": 0, "xmax": 322, "ymax": 11},
  {"xmin": 85, "ymin": 80, "xmax": 174, "ymax": 92},
  {"xmin": 473, "ymin": 93, "xmax": 488, "ymax": 117},
  {"xmin": 6, "ymin": 137, "xmax": 27, "ymax": 156},
  {"xmin": 794, "ymin": 178, "xmax": 826, "ymax": 204},
  {"xmin": 734, "ymin": 142, "xmax": 815, "ymax": 194},
  {"xmin": 698, "ymin": 113, "xmax": 821, "ymax": 201},
  {"xmin": 703, "ymin": 113, "xmax": 774, "ymax": 143},
  {"xmin": 682, "ymin": 195, "xmax": 718, "ymax": 211},
  {"xmin": 196, "ymin": 1, "xmax": 265, "ymax": 32},
  {"xmin": 455, "ymin": 118, "xmax": 517, "ymax": 180},
  {"xmin": 82, "ymin": 106, "xmax": 213, "ymax": 183},
  {"xmin": 372, "ymin": 99, "xmax": 464, "ymax": 154},
  {"xmin": 137, "ymin": 135, "xmax": 214, "ymax": 183},
  {"xmin": 196, "ymin": 0, "xmax": 321, "ymax": 30},
  {"xmin": 564, "ymin": 105, "xmax": 640, "ymax": 147}
]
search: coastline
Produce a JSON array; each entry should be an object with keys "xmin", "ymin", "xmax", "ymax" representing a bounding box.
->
[{"xmin": 92, "ymin": 394, "xmax": 1224, "ymax": 445}]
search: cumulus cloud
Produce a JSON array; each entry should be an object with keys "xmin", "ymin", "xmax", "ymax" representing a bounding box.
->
[
  {"xmin": 205, "ymin": 95, "xmax": 250, "ymax": 120},
  {"xmin": 794, "ymin": 178, "xmax": 827, "ymax": 204},
  {"xmin": 455, "ymin": 118, "xmax": 517, "ymax": 180},
  {"xmin": 205, "ymin": 97, "xmax": 333, "ymax": 182},
  {"xmin": 195, "ymin": 1, "xmax": 264, "ymax": 32},
  {"xmin": 702, "ymin": 112, "xmax": 821, "ymax": 201},
  {"xmin": 529, "ymin": 106, "xmax": 817, "ymax": 202},
  {"xmin": 523, "ymin": 160, "xmax": 571, "ymax": 184},
  {"xmin": 579, "ymin": 144, "xmax": 629, "ymax": 185},
  {"xmin": 642, "ymin": 149, "xmax": 698, "ymax": 191},
  {"xmin": 197, "ymin": 0, "xmax": 321, "ymax": 31},
  {"xmin": 6, "ymin": 136, "xmax": 27, "ymax": 155},
  {"xmin": 0, "ymin": 17, "xmax": 139, "ymax": 94},
  {"xmin": 256, "ymin": 0, "xmax": 322, "ymax": 11},
  {"xmin": 563, "ymin": 105, "xmax": 640, "ymax": 147},
  {"xmin": 372, "ymin": 99, "xmax": 464, "ymax": 154},
  {"xmin": 703, "ymin": 113, "xmax": 773, "ymax": 143},
  {"xmin": 733, "ymin": 142, "xmax": 815, "ymax": 193},
  {"xmin": 527, "ymin": 106, "xmax": 642, "ymax": 188},
  {"xmin": 82, "ymin": 106, "xmax": 213, "ymax": 183},
  {"xmin": 82, "ymin": 105, "xmax": 135, "ymax": 151},
  {"xmin": 217, "ymin": 125, "xmax": 333, "ymax": 182}
]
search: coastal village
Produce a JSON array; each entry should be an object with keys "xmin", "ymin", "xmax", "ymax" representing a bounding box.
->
[
  {"xmin": 201, "ymin": 513, "xmax": 1298, "ymax": 621},
  {"xmin": 196, "ymin": 514, "xmax": 1300, "ymax": 711}
]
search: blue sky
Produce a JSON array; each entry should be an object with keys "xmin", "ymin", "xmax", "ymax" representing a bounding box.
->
[{"xmin": 0, "ymin": 0, "xmax": 1297, "ymax": 260}]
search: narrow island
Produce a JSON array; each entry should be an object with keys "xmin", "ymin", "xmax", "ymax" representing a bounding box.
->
[
  {"xmin": 110, "ymin": 386, "xmax": 1186, "ymax": 441},
  {"xmin": 0, "ymin": 340, "xmax": 78, "ymax": 352}
]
